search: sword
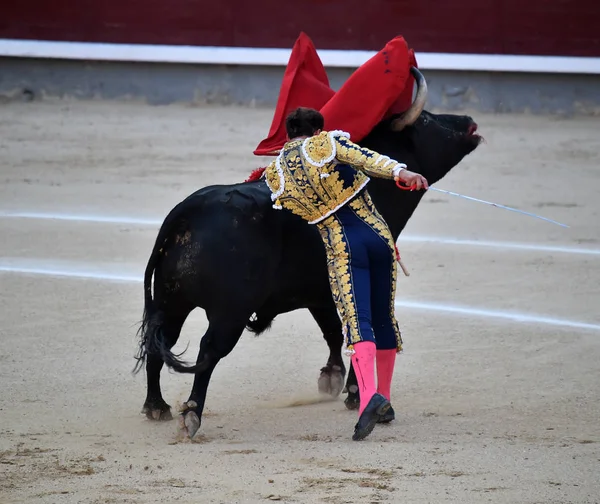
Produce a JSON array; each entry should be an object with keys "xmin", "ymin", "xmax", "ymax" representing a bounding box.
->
[{"xmin": 396, "ymin": 181, "xmax": 570, "ymax": 228}]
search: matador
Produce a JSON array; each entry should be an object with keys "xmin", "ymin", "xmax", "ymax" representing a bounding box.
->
[{"xmin": 264, "ymin": 107, "xmax": 428, "ymax": 441}]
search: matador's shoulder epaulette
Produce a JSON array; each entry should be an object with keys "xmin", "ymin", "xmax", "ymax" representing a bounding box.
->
[{"xmin": 302, "ymin": 130, "xmax": 351, "ymax": 167}]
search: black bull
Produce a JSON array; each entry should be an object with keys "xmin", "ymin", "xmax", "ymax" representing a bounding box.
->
[{"xmin": 134, "ymin": 109, "xmax": 483, "ymax": 438}]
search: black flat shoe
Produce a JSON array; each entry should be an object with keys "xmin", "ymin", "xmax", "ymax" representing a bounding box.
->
[
  {"xmin": 352, "ymin": 393, "xmax": 391, "ymax": 441},
  {"xmin": 377, "ymin": 405, "xmax": 395, "ymax": 424}
]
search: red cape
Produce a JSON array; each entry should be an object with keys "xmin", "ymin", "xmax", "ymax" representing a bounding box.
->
[{"xmin": 254, "ymin": 33, "xmax": 418, "ymax": 156}]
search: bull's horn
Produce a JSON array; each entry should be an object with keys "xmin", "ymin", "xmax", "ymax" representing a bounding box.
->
[{"xmin": 391, "ymin": 66, "xmax": 428, "ymax": 131}]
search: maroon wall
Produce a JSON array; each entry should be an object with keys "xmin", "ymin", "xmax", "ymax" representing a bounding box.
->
[{"xmin": 2, "ymin": 0, "xmax": 599, "ymax": 57}]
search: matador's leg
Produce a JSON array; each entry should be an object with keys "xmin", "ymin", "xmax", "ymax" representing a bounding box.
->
[
  {"xmin": 349, "ymin": 193, "xmax": 403, "ymax": 352},
  {"xmin": 316, "ymin": 213, "xmax": 373, "ymax": 354},
  {"xmin": 317, "ymin": 207, "xmax": 392, "ymax": 442},
  {"xmin": 316, "ymin": 211, "xmax": 379, "ymax": 418},
  {"xmin": 348, "ymin": 193, "xmax": 402, "ymax": 422}
]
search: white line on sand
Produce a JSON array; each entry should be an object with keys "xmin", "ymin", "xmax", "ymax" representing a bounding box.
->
[
  {"xmin": 399, "ymin": 235, "xmax": 600, "ymax": 256},
  {"xmin": 1, "ymin": 262, "xmax": 599, "ymax": 332},
  {"xmin": 394, "ymin": 300, "xmax": 600, "ymax": 331},
  {"xmin": 0, "ymin": 264, "xmax": 141, "ymax": 283},
  {"xmin": 1, "ymin": 211, "xmax": 598, "ymax": 256},
  {"xmin": 0, "ymin": 211, "xmax": 161, "ymax": 226}
]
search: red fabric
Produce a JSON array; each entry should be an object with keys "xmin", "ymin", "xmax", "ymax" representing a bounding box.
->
[
  {"xmin": 320, "ymin": 36, "xmax": 411, "ymax": 142},
  {"xmin": 386, "ymin": 48, "xmax": 419, "ymax": 117},
  {"xmin": 351, "ymin": 341, "xmax": 378, "ymax": 417},
  {"xmin": 245, "ymin": 167, "xmax": 266, "ymax": 182},
  {"xmin": 253, "ymin": 32, "xmax": 335, "ymax": 156},
  {"xmin": 376, "ymin": 349, "xmax": 397, "ymax": 401},
  {"xmin": 254, "ymin": 33, "xmax": 417, "ymax": 157}
]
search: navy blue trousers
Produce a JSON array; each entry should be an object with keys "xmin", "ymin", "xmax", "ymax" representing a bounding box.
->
[{"xmin": 316, "ymin": 191, "xmax": 402, "ymax": 354}]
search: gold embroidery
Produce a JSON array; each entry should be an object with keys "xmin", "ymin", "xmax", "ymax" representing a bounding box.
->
[
  {"xmin": 349, "ymin": 193, "xmax": 395, "ymax": 253},
  {"xmin": 263, "ymin": 131, "xmax": 402, "ymax": 225},
  {"xmin": 263, "ymin": 129, "xmax": 405, "ymax": 352},
  {"xmin": 334, "ymin": 136, "xmax": 405, "ymax": 179},
  {"xmin": 316, "ymin": 215, "xmax": 361, "ymax": 351},
  {"xmin": 302, "ymin": 132, "xmax": 336, "ymax": 164},
  {"xmin": 348, "ymin": 194, "xmax": 403, "ymax": 353},
  {"xmin": 316, "ymin": 202, "xmax": 403, "ymax": 353},
  {"xmin": 264, "ymin": 160, "xmax": 280, "ymax": 194}
]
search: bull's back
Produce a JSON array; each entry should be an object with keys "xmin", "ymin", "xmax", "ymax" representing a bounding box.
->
[{"xmin": 155, "ymin": 182, "xmax": 285, "ymax": 308}]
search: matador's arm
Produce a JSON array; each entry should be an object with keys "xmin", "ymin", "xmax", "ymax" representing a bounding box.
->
[{"xmin": 333, "ymin": 135, "xmax": 406, "ymax": 179}]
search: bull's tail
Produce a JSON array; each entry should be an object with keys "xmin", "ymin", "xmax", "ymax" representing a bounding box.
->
[
  {"xmin": 132, "ymin": 202, "xmax": 211, "ymax": 375},
  {"xmin": 131, "ymin": 241, "xmax": 165, "ymax": 375},
  {"xmin": 132, "ymin": 222, "xmax": 165, "ymax": 374}
]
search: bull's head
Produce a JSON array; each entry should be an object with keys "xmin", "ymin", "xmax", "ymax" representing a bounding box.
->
[
  {"xmin": 382, "ymin": 67, "xmax": 483, "ymax": 185},
  {"xmin": 361, "ymin": 67, "xmax": 484, "ymax": 236}
]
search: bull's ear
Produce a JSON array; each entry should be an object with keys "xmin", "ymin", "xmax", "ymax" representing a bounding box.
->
[{"xmin": 391, "ymin": 67, "xmax": 427, "ymax": 132}]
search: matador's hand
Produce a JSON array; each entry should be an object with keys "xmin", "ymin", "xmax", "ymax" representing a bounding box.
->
[{"xmin": 394, "ymin": 169, "xmax": 429, "ymax": 190}]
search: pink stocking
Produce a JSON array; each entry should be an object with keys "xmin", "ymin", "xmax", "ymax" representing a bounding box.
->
[
  {"xmin": 376, "ymin": 349, "xmax": 397, "ymax": 401},
  {"xmin": 351, "ymin": 341, "xmax": 377, "ymax": 416}
]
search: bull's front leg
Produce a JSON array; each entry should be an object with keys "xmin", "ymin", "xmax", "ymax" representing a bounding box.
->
[{"xmin": 309, "ymin": 305, "xmax": 346, "ymax": 397}]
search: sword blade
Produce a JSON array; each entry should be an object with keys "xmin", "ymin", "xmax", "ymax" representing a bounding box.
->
[{"xmin": 428, "ymin": 187, "xmax": 570, "ymax": 228}]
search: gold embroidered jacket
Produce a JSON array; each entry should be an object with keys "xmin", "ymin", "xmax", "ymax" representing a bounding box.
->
[{"xmin": 264, "ymin": 130, "xmax": 406, "ymax": 224}]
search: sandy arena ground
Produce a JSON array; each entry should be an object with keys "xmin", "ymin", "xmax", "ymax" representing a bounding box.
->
[{"xmin": 0, "ymin": 100, "xmax": 599, "ymax": 504}]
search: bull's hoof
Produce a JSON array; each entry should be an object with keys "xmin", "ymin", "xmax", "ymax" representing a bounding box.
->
[
  {"xmin": 141, "ymin": 399, "xmax": 173, "ymax": 421},
  {"xmin": 178, "ymin": 401, "xmax": 201, "ymax": 439},
  {"xmin": 344, "ymin": 385, "xmax": 360, "ymax": 411},
  {"xmin": 180, "ymin": 411, "xmax": 201, "ymax": 439},
  {"xmin": 318, "ymin": 365, "xmax": 345, "ymax": 397}
]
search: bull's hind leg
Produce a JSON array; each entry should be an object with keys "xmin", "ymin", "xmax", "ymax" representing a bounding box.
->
[
  {"xmin": 179, "ymin": 316, "xmax": 248, "ymax": 439},
  {"xmin": 310, "ymin": 305, "xmax": 346, "ymax": 398},
  {"xmin": 142, "ymin": 309, "xmax": 191, "ymax": 421}
]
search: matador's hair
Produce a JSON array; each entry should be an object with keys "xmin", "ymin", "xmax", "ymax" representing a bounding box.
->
[{"xmin": 285, "ymin": 107, "xmax": 324, "ymax": 139}]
